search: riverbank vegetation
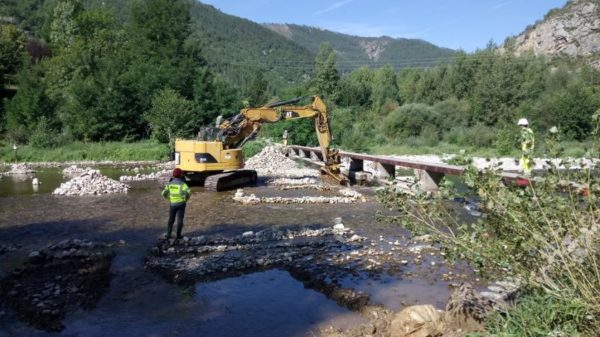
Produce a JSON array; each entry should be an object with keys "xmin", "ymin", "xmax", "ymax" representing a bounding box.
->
[
  {"xmin": 378, "ymin": 125, "xmax": 600, "ymax": 335},
  {"xmin": 0, "ymin": 140, "xmax": 169, "ymax": 162}
]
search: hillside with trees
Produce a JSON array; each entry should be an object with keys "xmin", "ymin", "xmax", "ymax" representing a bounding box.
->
[{"xmin": 265, "ymin": 23, "xmax": 456, "ymax": 72}]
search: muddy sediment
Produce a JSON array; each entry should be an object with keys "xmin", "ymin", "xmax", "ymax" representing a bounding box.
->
[{"xmin": 0, "ymin": 239, "xmax": 114, "ymax": 332}]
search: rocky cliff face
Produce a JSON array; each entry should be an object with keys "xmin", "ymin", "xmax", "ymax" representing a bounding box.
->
[{"xmin": 503, "ymin": 0, "xmax": 600, "ymax": 66}]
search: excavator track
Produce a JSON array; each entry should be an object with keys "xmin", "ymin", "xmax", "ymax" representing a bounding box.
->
[{"xmin": 204, "ymin": 170, "xmax": 258, "ymax": 191}]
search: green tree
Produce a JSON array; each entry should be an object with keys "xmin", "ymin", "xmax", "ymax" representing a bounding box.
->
[
  {"xmin": 314, "ymin": 42, "xmax": 339, "ymax": 100},
  {"xmin": 371, "ymin": 65, "xmax": 398, "ymax": 112},
  {"xmin": 336, "ymin": 67, "xmax": 373, "ymax": 107},
  {"xmin": 49, "ymin": 0, "xmax": 83, "ymax": 50},
  {"xmin": 145, "ymin": 88, "xmax": 196, "ymax": 144},
  {"xmin": 247, "ymin": 68, "xmax": 269, "ymax": 107},
  {"xmin": 0, "ymin": 24, "xmax": 26, "ymax": 78},
  {"xmin": 5, "ymin": 64, "xmax": 55, "ymax": 143},
  {"xmin": 128, "ymin": 0, "xmax": 191, "ymax": 61}
]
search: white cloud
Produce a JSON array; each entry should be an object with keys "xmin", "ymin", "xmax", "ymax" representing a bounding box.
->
[
  {"xmin": 314, "ymin": 0, "xmax": 358, "ymax": 16},
  {"xmin": 491, "ymin": 1, "xmax": 512, "ymax": 10}
]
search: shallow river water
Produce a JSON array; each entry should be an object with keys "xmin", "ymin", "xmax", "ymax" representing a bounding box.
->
[{"xmin": 0, "ymin": 168, "xmax": 476, "ymax": 337}]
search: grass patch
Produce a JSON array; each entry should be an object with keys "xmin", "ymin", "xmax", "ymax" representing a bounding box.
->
[
  {"xmin": 469, "ymin": 292, "xmax": 594, "ymax": 337},
  {"xmin": 0, "ymin": 140, "xmax": 170, "ymax": 162}
]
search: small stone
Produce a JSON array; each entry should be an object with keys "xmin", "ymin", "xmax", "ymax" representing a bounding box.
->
[
  {"xmin": 29, "ymin": 251, "xmax": 40, "ymax": 258},
  {"xmin": 242, "ymin": 231, "xmax": 254, "ymax": 237}
]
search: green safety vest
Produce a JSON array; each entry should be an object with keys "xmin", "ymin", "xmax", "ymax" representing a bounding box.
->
[
  {"xmin": 162, "ymin": 180, "xmax": 190, "ymax": 204},
  {"xmin": 521, "ymin": 127, "xmax": 535, "ymax": 153}
]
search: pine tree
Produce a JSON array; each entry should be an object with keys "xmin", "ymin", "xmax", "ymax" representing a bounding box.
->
[{"xmin": 315, "ymin": 43, "xmax": 339, "ymax": 100}]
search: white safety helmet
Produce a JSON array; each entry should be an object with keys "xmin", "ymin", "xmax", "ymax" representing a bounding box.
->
[{"xmin": 517, "ymin": 118, "xmax": 529, "ymax": 126}]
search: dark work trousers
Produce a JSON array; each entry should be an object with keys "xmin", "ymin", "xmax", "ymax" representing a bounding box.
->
[{"xmin": 167, "ymin": 203, "xmax": 186, "ymax": 238}]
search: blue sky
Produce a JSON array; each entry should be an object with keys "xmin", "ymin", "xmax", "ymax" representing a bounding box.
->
[{"xmin": 198, "ymin": 0, "xmax": 568, "ymax": 51}]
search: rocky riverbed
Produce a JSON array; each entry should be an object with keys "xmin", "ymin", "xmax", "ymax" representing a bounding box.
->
[
  {"xmin": 0, "ymin": 240, "xmax": 114, "ymax": 332},
  {"xmin": 145, "ymin": 224, "xmax": 383, "ymax": 309},
  {"xmin": 144, "ymin": 222, "xmax": 522, "ymax": 337}
]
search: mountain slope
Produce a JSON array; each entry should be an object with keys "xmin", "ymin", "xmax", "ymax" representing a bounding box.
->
[
  {"xmin": 189, "ymin": 2, "xmax": 315, "ymax": 84},
  {"xmin": 265, "ymin": 23, "xmax": 455, "ymax": 71},
  {"xmin": 502, "ymin": 0, "xmax": 600, "ymax": 67}
]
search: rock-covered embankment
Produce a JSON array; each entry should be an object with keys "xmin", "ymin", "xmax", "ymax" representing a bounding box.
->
[{"xmin": 53, "ymin": 170, "xmax": 130, "ymax": 196}]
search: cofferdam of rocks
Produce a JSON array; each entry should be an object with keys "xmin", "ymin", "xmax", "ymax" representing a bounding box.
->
[{"xmin": 0, "ymin": 146, "xmax": 508, "ymax": 337}]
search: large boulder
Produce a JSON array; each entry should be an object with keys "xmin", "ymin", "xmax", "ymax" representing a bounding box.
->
[{"xmin": 390, "ymin": 305, "xmax": 444, "ymax": 337}]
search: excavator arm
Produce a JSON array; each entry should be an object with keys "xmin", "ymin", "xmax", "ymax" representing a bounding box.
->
[{"xmin": 218, "ymin": 96, "xmax": 347, "ymax": 184}]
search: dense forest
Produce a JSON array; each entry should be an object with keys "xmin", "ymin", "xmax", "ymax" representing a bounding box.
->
[{"xmin": 1, "ymin": 0, "xmax": 599, "ymax": 157}]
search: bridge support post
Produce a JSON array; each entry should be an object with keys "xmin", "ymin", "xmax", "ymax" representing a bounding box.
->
[
  {"xmin": 298, "ymin": 149, "xmax": 306, "ymax": 158},
  {"xmin": 376, "ymin": 163, "xmax": 396, "ymax": 180},
  {"xmin": 414, "ymin": 169, "xmax": 444, "ymax": 192},
  {"xmin": 349, "ymin": 158, "xmax": 364, "ymax": 172},
  {"xmin": 348, "ymin": 159, "xmax": 365, "ymax": 184}
]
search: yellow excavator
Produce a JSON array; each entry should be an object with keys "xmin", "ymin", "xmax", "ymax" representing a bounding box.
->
[{"xmin": 174, "ymin": 96, "xmax": 348, "ymax": 191}]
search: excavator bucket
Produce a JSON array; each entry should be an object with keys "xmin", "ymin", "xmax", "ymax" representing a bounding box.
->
[{"xmin": 320, "ymin": 165, "xmax": 349, "ymax": 186}]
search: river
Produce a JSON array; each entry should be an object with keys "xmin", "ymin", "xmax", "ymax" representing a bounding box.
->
[{"xmin": 0, "ymin": 168, "xmax": 476, "ymax": 337}]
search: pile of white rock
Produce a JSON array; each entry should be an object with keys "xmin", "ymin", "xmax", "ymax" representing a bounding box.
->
[
  {"xmin": 233, "ymin": 188, "xmax": 366, "ymax": 205},
  {"xmin": 270, "ymin": 177, "xmax": 319, "ymax": 185},
  {"xmin": 53, "ymin": 169, "xmax": 130, "ymax": 196},
  {"xmin": 3, "ymin": 163, "xmax": 35, "ymax": 175},
  {"xmin": 119, "ymin": 169, "xmax": 171, "ymax": 182},
  {"xmin": 62, "ymin": 165, "xmax": 89, "ymax": 176},
  {"xmin": 246, "ymin": 146, "xmax": 318, "ymax": 178}
]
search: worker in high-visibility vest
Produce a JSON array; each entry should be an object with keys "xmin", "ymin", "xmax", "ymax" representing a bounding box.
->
[
  {"xmin": 518, "ymin": 118, "xmax": 535, "ymax": 176},
  {"xmin": 161, "ymin": 168, "xmax": 191, "ymax": 240},
  {"xmin": 282, "ymin": 129, "xmax": 289, "ymax": 146}
]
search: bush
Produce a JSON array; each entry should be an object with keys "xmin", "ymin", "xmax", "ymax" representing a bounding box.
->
[
  {"xmin": 420, "ymin": 125, "xmax": 440, "ymax": 147},
  {"xmin": 467, "ymin": 124, "xmax": 495, "ymax": 148},
  {"xmin": 382, "ymin": 103, "xmax": 435, "ymax": 140},
  {"xmin": 443, "ymin": 126, "xmax": 471, "ymax": 146},
  {"xmin": 494, "ymin": 124, "xmax": 519, "ymax": 155},
  {"xmin": 378, "ymin": 148, "xmax": 600, "ymax": 334},
  {"xmin": 482, "ymin": 292, "xmax": 592, "ymax": 337},
  {"xmin": 29, "ymin": 117, "xmax": 62, "ymax": 148},
  {"xmin": 432, "ymin": 98, "xmax": 471, "ymax": 132}
]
